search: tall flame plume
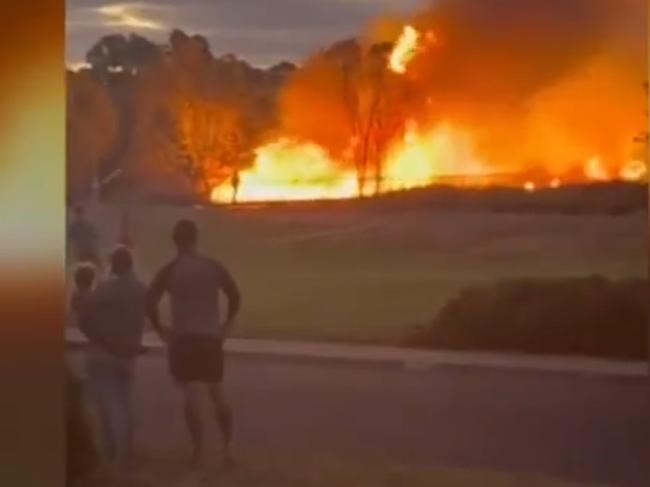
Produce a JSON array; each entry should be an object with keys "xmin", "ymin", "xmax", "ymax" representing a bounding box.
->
[
  {"xmin": 388, "ymin": 25, "xmax": 420, "ymax": 74},
  {"xmin": 209, "ymin": 16, "xmax": 647, "ymax": 204}
]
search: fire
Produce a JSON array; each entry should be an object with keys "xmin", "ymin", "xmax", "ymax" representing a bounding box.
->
[
  {"xmin": 206, "ymin": 18, "xmax": 645, "ymax": 206},
  {"xmin": 584, "ymin": 156, "xmax": 610, "ymax": 181},
  {"xmin": 619, "ymin": 160, "xmax": 648, "ymax": 182},
  {"xmin": 388, "ymin": 25, "xmax": 420, "ymax": 74},
  {"xmin": 199, "ymin": 8, "xmax": 643, "ymax": 205},
  {"xmin": 210, "ymin": 133, "xmax": 645, "ymax": 204},
  {"xmin": 210, "ymin": 139, "xmax": 357, "ymax": 203},
  {"xmin": 383, "ymin": 121, "xmax": 489, "ymax": 191},
  {"xmin": 582, "ymin": 157, "xmax": 648, "ymax": 183},
  {"xmin": 211, "ymin": 124, "xmax": 498, "ymax": 203}
]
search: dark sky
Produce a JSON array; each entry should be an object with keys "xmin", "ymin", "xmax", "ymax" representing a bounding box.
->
[{"xmin": 66, "ymin": 0, "xmax": 425, "ymax": 67}]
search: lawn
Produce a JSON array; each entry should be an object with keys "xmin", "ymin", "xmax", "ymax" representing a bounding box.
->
[{"xmin": 69, "ymin": 202, "xmax": 647, "ymax": 345}]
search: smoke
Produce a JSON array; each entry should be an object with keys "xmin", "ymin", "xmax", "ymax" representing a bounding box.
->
[
  {"xmin": 372, "ymin": 0, "xmax": 647, "ymax": 174},
  {"xmin": 280, "ymin": 0, "xmax": 647, "ymax": 178}
]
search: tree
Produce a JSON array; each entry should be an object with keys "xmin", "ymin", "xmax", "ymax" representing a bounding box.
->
[
  {"xmin": 177, "ymin": 98, "xmax": 251, "ymax": 198},
  {"xmin": 71, "ymin": 30, "xmax": 287, "ymax": 201},
  {"xmin": 282, "ymin": 38, "xmax": 415, "ymax": 197},
  {"xmin": 634, "ymin": 81, "xmax": 649, "ymax": 146},
  {"xmin": 66, "ymin": 70, "xmax": 118, "ymax": 199},
  {"xmin": 86, "ymin": 33, "xmax": 161, "ymax": 77},
  {"xmin": 351, "ymin": 41, "xmax": 408, "ymax": 195}
]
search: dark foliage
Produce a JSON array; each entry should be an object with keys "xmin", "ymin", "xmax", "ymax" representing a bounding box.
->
[{"xmin": 409, "ymin": 276, "xmax": 648, "ymax": 359}]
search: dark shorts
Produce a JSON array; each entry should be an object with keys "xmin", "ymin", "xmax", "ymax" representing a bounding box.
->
[{"xmin": 168, "ymin": 334, "xmax": 224, "ymax": 384}]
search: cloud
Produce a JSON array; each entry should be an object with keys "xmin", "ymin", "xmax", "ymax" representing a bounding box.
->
[
  {"xmin": 96, "ymin": 3, "xmax": 166, "ymax": 30},
  {"xmin": 66, "ymin": 0, "xmax": 421, "ymax": 66}
]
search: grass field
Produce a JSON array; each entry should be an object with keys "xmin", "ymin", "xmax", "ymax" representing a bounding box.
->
[{"xmin": 70, "ymin": 202, "xmax": 647, "ymax": 345}]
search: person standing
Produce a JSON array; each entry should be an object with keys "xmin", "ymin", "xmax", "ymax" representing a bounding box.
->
[
  {"xmin": 117, "ymin": 209, "xmax": 134, "ymax": 250},
  {"xmin": 147, "ymin": 219, "xmax": 241, "ymax": 468},
  {"xmin": 68, "ymin": 205, "xmax": 101, "ymax": 268},
  {"xmin": 231, "ymin": 169, "xmax": 240, "ymax": 205},
  {"xmin": 76, "ymin": 246, "xmax": 147, "ymax": 476}
]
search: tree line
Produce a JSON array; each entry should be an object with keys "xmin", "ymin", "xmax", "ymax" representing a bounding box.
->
[
  {"xmin": 67, "ymin": 30, "xmax": 294, "ymax": 202},
  {"xmin": 67, "ymin": 28, "xmax": 420, "ymax": 202}
]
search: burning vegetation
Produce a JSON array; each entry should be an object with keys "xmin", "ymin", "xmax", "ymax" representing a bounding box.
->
[{"xmin": 67, "ymin": 0, "xmax": 647, "ymax": 203}]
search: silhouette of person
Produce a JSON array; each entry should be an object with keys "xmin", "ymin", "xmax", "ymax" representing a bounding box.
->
[
  {"xmin": 68, "ymin": 205, "xmax": 101, "ymax": 269},
  {"xmin": 117, "ymin": 210, "xmax": 134, "ymax": 249},
  {"xmin": 75, "ymin": 247, "xmax": 147, "ymax": 474},
  {"xmin": 147, "ymin": 219, "xmax": 241, "ymax": 468},
  {"xmin": 231, "ymin": 170, "xmax": 240, "ymax": 205}
]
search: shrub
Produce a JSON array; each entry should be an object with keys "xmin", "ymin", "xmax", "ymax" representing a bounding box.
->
[{"xmin": 409, "ymin": 277, "xmax": 648, "ymax": 359}]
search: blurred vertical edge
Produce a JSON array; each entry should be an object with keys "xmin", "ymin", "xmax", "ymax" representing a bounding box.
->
[{"xmin": 0, "ymin": 1, "xmax": 66, "ymax": 486}]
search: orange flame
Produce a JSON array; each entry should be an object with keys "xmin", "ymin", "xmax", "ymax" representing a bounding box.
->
[
  {"xmin": 210, "ymin": 139, "xmax": 357, "ymax": 203},
  {"xmin": 523, "ymin": 181, "xmax": 536, "ymax": 192},
  {"xmin": 584, "ymin": 156, "xmax": 610, "ymax": 181},
  {"xmin": 619, "ymin": 160, "xmax": 647, "ymax": 182},
  {"xmin": 383, "ymin": 121, "xmax": 489, "ymax": 191},
  {"xmin": 212, "ymin": 124, "xmax": 496, "ymax": 203},
  {"xmin": 210, "ymin": 133, "xmax": 645, "ymax": 204},
  {"xmin": 388, "ymin": 25, "xmax": 420, "ymax": 74}
]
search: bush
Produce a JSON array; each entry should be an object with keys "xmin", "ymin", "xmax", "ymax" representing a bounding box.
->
[{"xmin": 409, "ymin": 277, "xmax": 648, "ymax": 359}]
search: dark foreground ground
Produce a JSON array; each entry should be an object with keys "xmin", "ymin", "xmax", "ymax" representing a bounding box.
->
[{"xmin": 68, "ymin": 351, "xmax": 649, "ymax": 487}]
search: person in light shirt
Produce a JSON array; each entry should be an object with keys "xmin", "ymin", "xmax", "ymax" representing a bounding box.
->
[{"xmin": 75, "ymin": 247, "xmax": 147, "ymax": 476}]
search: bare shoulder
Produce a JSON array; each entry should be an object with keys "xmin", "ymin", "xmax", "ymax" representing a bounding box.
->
[{"xmin": 201, "ymin": 254, "xmax": 233, "ymax": 278}]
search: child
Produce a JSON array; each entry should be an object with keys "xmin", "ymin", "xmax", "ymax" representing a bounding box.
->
[
  {"xmin": 71, "ymin": 263, "xmax": 96, "ymax": 326},
  {"xmin": 67, "ymin": 265, "xmax": 100, "ymax": 485}
]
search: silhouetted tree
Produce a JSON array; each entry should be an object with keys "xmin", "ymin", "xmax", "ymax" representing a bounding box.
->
[
  {"xmin": 86, "ymin": 33, "xmax": 161, "ymax": 77},
  {"xmin": 67, "ymin": 70, "xmax": 118, "ymax": 199}
]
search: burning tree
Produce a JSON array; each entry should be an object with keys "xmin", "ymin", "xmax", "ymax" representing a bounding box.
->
[
  {"xmin": 318, "ymin": 28, "xmax": 423, "ymax": 197},
  {"xmin": 634, "ymin": 82, "xmax": 649, "ymax": 147},
  {"xmin": 177, "ymin": 99, "xmax": 251, "ymax": 199},
  {"xmin": 338, "ymin": 42, "xmax": 392, "ymax": 196}
]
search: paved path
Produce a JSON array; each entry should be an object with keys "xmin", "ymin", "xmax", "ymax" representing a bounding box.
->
[
  {"xmin": 65, "ymin": 328, "xmax": 648, "ymax": 378},
  {"xmin": 68, "ymin": 350, "xmax": 649, "ymax": 487}
]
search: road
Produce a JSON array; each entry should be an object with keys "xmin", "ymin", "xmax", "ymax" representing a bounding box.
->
[{"xmin": 68, "ymin": 352, "xmax": 649, "ymax": 486}]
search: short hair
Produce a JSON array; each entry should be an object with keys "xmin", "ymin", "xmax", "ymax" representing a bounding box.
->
[
  {"xmin": 173, "ymin": 219, "xmax": 198, "ymax": 248},
  {"xmin": 74, "ymin": 264, "xmax": 95, "ymax": 290},
  {"xmin": 110, "ymin": 246, "xmax": 133, "ymax": 275}
]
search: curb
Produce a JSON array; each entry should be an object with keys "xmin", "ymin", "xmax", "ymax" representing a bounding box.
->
[{"xmin": 65, "ymin": 333, "xmax": 649, "ymax": 379}]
